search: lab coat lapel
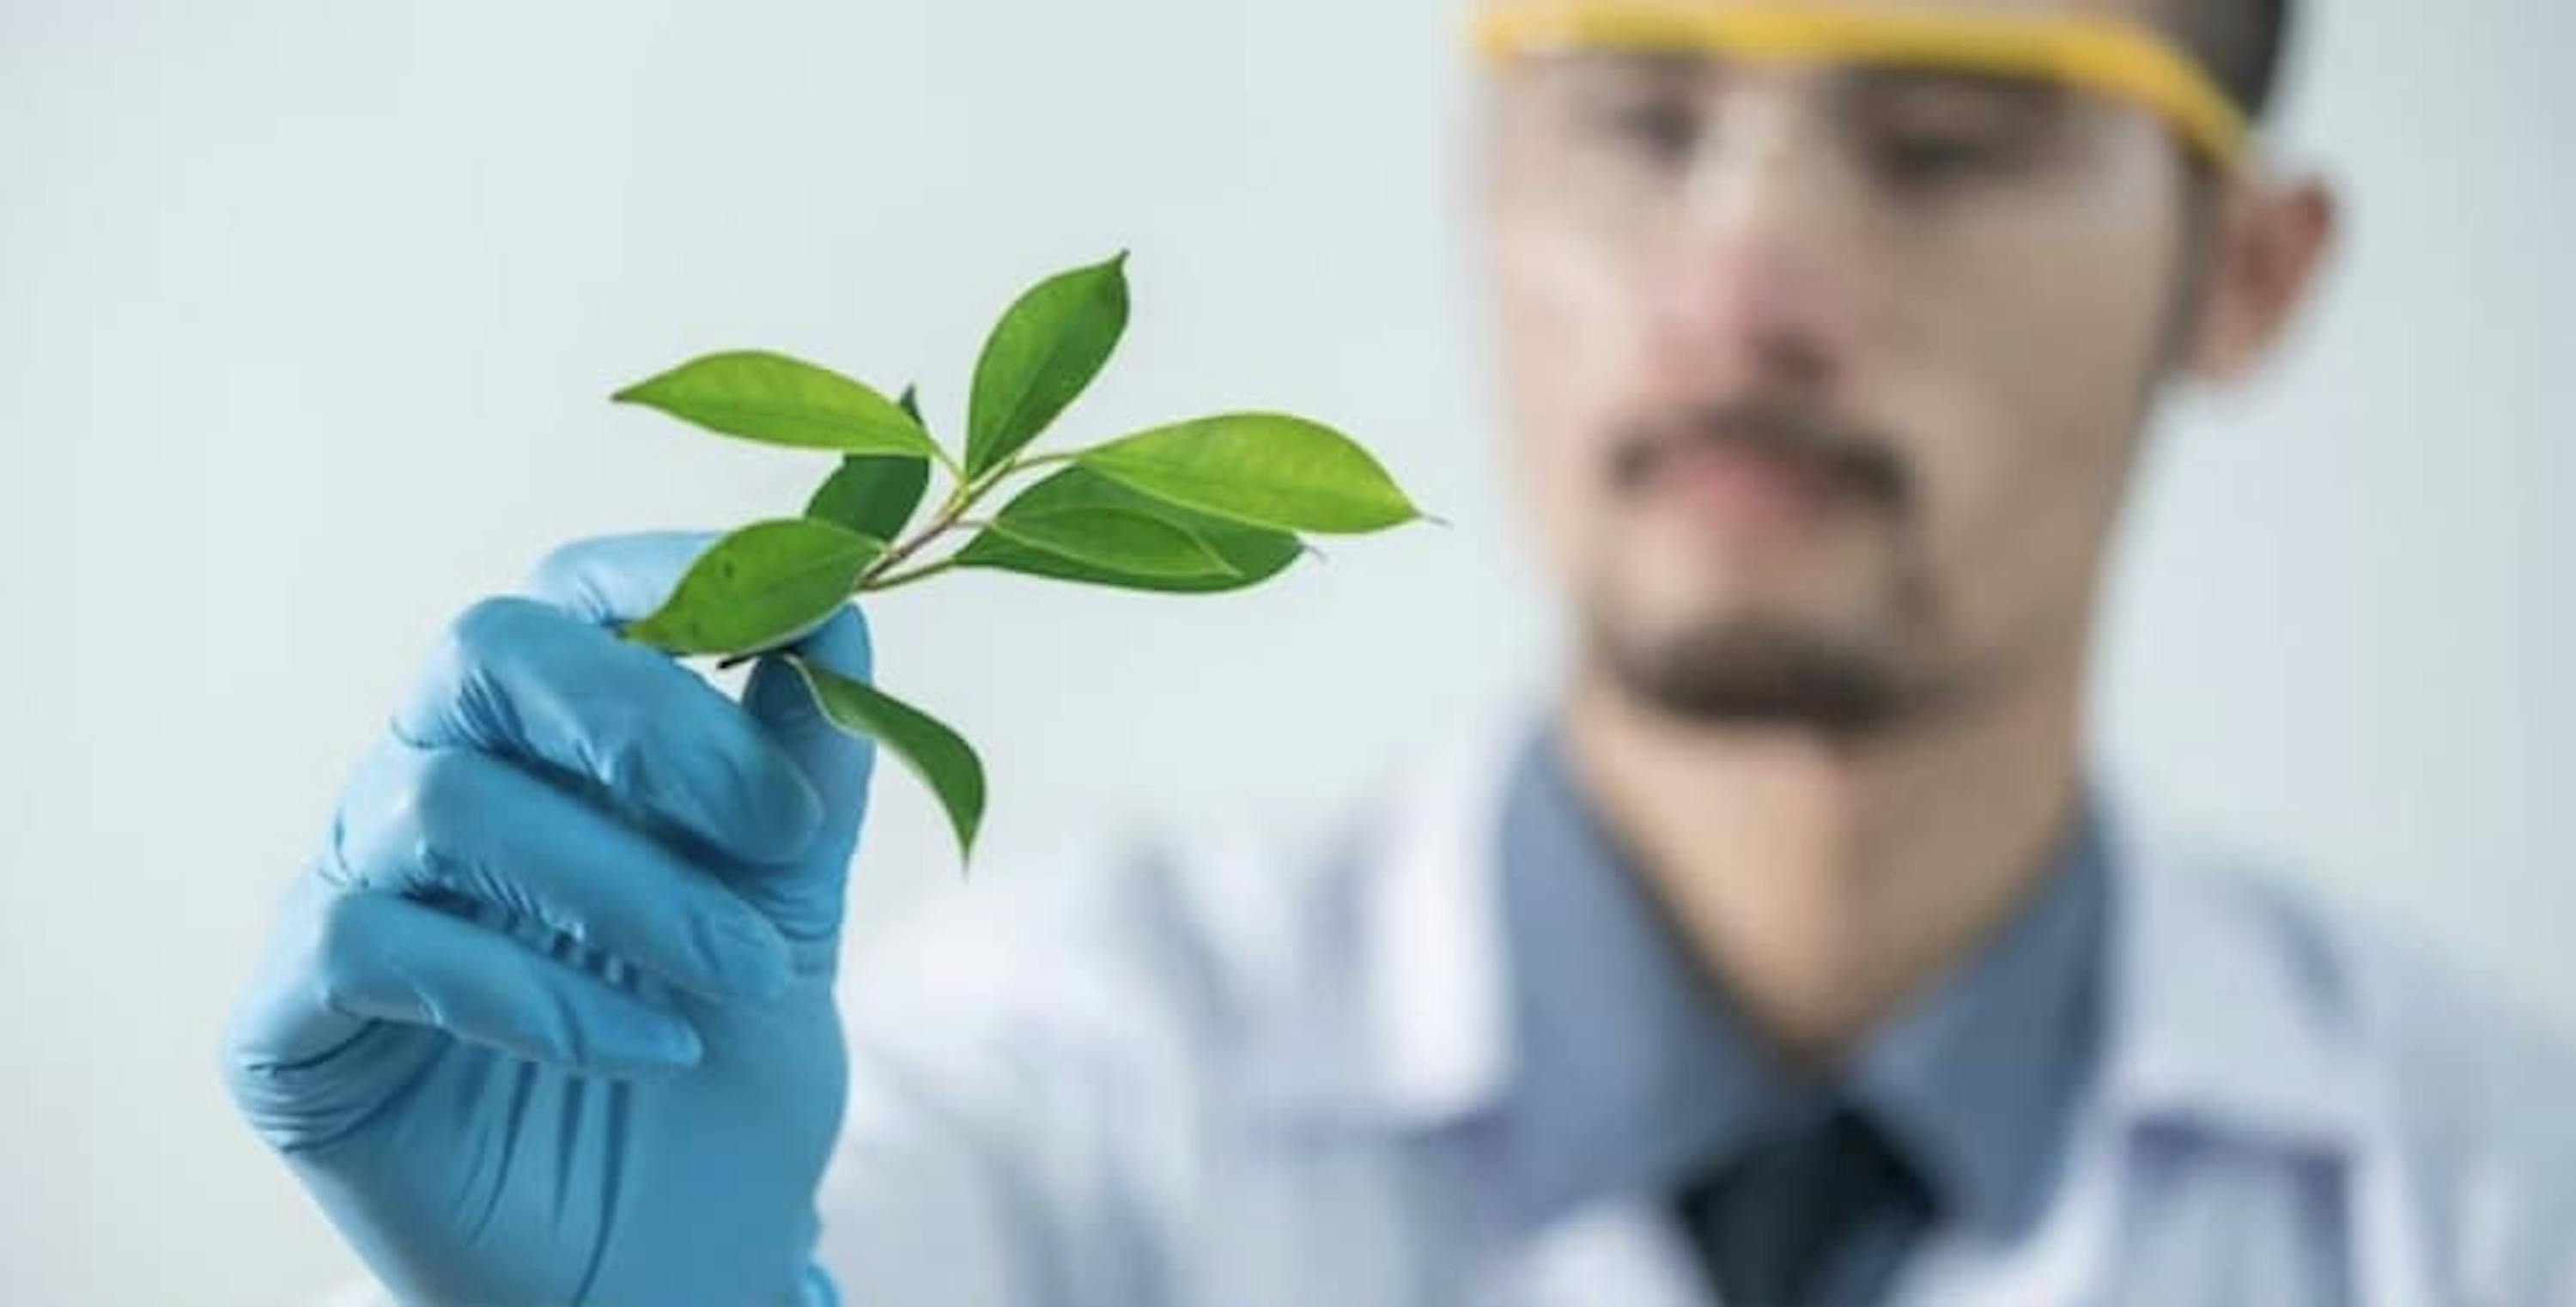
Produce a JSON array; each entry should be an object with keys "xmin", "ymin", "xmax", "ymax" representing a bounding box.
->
[
  {"xmin": 1318, "ymin": 720, "xmax": 2430, "ymax": 1304},
  {"xmin": 1901, "ymin": 788, "xmax": 2429, "ymax": 1304}
]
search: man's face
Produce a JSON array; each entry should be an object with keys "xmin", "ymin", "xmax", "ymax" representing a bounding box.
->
[{"xmin": 1485, "ymin": 0, "xmax": 2227, "ymax": 731}]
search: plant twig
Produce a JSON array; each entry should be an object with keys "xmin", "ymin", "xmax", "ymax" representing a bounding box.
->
[
  {"xmin": 1002, "ymin": 449, "xmax": 1078, "ymax": 476},
  {"xmin": 862, "ymin": 558, "xmax": 959, "ymax": 593},
  {"xmin": 852, "ymin": 450, "xmax": 1051, "ymax": 590},
  {"xmin": 858, "ymin": 487, "xmax": 975, "ymax": 586}
]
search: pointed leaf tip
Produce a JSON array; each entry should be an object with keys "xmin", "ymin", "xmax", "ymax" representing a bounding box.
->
[{"xmin": 787, "ymin": 655, "xmax": 986, "ymax": 862}]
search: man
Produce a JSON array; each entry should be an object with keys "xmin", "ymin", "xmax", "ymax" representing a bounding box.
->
[{"xmin": 225, "ymin": 0, "xmax": 2576, "ymax": 1302}]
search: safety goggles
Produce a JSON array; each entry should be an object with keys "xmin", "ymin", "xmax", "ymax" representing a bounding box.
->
[{"xmin": 1471, "ymin": 1, "xmax": 2254, "ymax": 172}]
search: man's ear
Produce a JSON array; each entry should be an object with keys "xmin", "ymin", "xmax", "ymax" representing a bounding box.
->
[{"xmin": 2183, "ymin": 173, "xmax": 2341, "ymax": 384}]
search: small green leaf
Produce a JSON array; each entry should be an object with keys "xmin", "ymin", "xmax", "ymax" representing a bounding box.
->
[
  {"xmin": 954, "ymin": 465, "xmax": 1303, "ymax": 593},
  {"xmin": 984, "ymin": 508, "xmax": 1233, "ymax": 580},
  {"xmin": 895, "ymin": 384, "xmax": 927, "ymax": 429},
  {"xmin": 616, "ymin": 350, "xmax": 939, "ymax": 459},
  {"xmin": 787, "ymin": 655, "xmax": 986, "ymax": 860},
  {"xmin": 966, "ymin": 252, "xmax": 1129, "ymax": 477},
  {"xmin": 807, "ymin": 455, "xmax": 930, "ymax": 543},
  {"xmin": 623, "ymin": 519, "xmax": 884, "ymax": 657},
  {"xmin": 1077, "ymin": 412, "xmax": 1419, "ymax": 533}
]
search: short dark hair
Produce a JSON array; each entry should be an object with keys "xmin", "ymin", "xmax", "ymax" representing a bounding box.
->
[{"xmin": 2176, "ymin": 0, "xmax": 2295, "ymax": 120}]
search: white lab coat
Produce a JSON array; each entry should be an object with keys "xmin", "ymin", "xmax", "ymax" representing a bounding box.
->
[{"xmin": 331, "ymin": 712, "xmax": 2576, "ymax": 1305}]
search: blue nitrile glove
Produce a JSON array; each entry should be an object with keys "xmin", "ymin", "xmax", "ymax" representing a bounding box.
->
[{"xmin": 225, "ymin": 533, "xmax": 868, "ymax": 1307}]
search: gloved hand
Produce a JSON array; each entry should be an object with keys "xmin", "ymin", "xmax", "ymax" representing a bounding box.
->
[{"xmin": 224, "ymin": 533, "xmax": 870, "ymax": 1307}]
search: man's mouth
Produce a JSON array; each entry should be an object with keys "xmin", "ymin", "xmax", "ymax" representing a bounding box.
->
[
  {"xmin": 1607, "ymin": 398, "xmax": 1911, "ymax": 532},
  {"xmin": 1652, "ymin": 439, "xmax": 1851, "ymax": 535}
]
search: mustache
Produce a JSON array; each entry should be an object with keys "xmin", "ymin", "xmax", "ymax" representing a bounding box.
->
[{"xmin": 1607, "ymin": 397, "xmax": 1913, "ymax": 512}]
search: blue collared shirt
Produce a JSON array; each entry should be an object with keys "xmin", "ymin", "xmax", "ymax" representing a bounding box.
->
[{"xmin": 1497, "ymin": 723, "xmax": 2110, "ymax": 1291}]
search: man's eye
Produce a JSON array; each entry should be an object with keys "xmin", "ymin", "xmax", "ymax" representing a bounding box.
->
[
  {"xmin": 1589, "ymin": 99, "xmax": 1700, "ymax": 163},
  {"xmin": 1869, "ymin": 132, "xmax": 2014, "ymax": 185}
]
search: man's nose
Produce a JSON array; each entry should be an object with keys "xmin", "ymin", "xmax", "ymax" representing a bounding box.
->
[{"xmin": 1649, "ymin": 92, "xmax": 1856, "ymax": 396}]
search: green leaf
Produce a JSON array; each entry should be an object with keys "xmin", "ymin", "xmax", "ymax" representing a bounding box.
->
[
  {"xmin": 895, "ymin": 383, "xmax": 927, "ymax": 429},
  {"xmin": 954, "ymin": 465, "xmax": 1303, "ymax": 593},
  {"xmin": 965, "ymin": 252, "xmax": 1129, "ymax": 477},
  {"xmin": 787, "ymin": 655, "xmax": 986, "ymax": 860},
  {"xmin": 1076, "ymin": 412, "xmax": 1419, "ymax": 533},
  {"xmin": 807, "ymin": 455, "xmax": 930, "ymax": 542},
  {"xmin": 615, "ymin": 350, "xmax": 939, "ymax": 459},
  {"xmin": 622, "ymin": 519, "xmax": 884, "ymax": 657},
  {"xmin": 985, "ymin": 508, "xmax": 1233, "ymax": 580}
]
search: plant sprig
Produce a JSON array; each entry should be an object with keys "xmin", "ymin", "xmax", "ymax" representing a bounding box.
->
[{"xmin": 608, "ymin": 252, "xmax": 1426, "ymax": 863}]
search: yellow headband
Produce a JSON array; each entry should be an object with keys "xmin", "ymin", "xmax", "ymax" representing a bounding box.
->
[{"xmin": 1472, "ymin": 1, "xmax": 2253, "ymax": 170}]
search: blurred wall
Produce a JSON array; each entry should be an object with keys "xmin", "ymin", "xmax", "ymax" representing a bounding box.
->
[{"xmin": 1, "ymin": 0, "xmax": 2567, "ymax": 1301}]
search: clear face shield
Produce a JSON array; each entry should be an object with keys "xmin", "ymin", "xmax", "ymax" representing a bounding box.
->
[
  {"xmin": 1473, "ymin": 1, "xmax": 2257, "ymax": 247},
  {"xmin": 1473, "ymin": 1, "xmax": 2250, "ymax": 163}
]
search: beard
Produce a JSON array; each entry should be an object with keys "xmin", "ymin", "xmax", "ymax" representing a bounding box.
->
[
  {"xmin": 1590, "ymin": 609, "xmax": 1917, "ymax": 734},
  {"xmin": 1582, "ymin": 522, "xmax": 1947, "ymax": 736}
]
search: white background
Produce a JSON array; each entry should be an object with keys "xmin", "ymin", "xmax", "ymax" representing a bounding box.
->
[{"xmin": 2, "ymin": 1, "xmax": 2568, "ymax": 1302}]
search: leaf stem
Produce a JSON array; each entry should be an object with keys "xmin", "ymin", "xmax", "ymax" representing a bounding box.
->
[
  {"xmin": 955, "ymin": 456, "xmax": 1033, "ymax": 506},
  {"xmin": 858, "ymin": 483, "xmax": 975, "ymax": 586},
  {"xmin": 861, "ymin": 558, "xmax": 959, "ymax": 593},
  {"xmin": 850, "ymin": 448, "xmax": 1054, "ymax": 593},
  {"xmin": 1005, "ymin": 449, "xmax": 1078, "ymax": 474}
]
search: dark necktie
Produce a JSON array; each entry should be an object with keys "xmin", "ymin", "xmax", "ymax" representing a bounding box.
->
[{"xmin": 1670, "ymin": 1103, "xmax": 1939, "ymax": 1306}]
